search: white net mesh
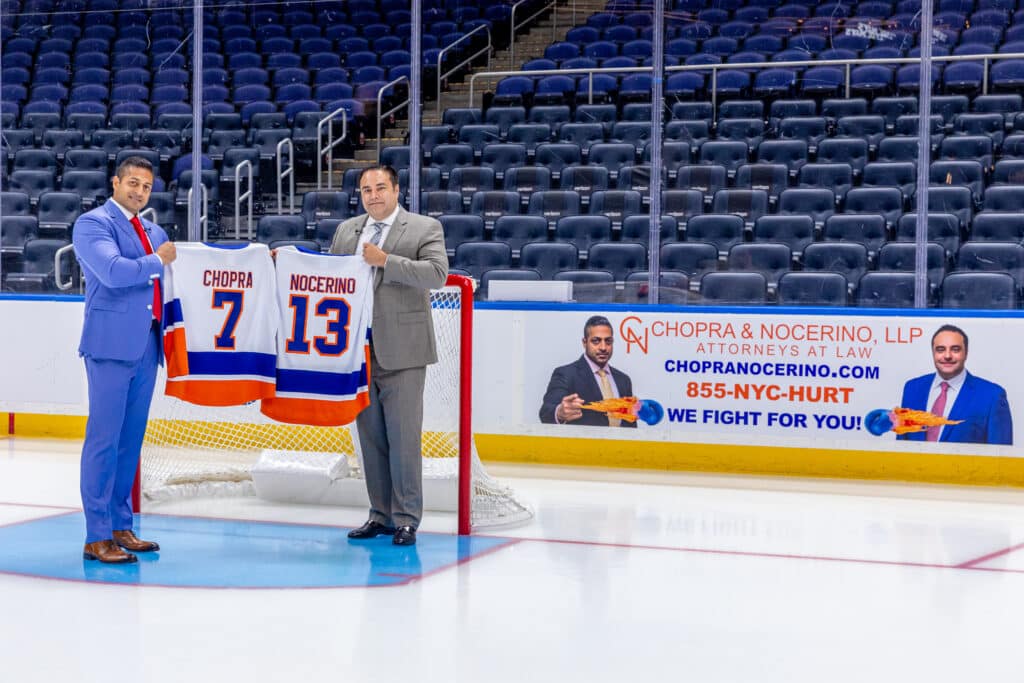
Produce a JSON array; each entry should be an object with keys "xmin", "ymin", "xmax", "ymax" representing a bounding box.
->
[{"xmin": 141, "ymin": 283, "xmax": 532, "ymax": 529}]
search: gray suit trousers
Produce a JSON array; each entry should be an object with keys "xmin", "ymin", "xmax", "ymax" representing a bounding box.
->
[{"xmin": 358, "ymin": 350, "xmax": 426, "ymax": 529}]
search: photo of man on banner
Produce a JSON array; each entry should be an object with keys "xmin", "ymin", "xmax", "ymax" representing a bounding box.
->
[
  {"xmin": 539, "ymin": 315, "xmax": 637, "ymax": 428},
  {"xmin": 897, "ymin": 324, "xmax": 1013, "ymax": 445}
]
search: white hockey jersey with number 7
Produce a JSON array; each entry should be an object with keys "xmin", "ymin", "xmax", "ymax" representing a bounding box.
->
[
  {"xmin": 162, "ymin": 242, "xmax": 279, "ymax": 405},
  {"xmin": 260, "ymin": 246, "xmax": 374, "ymax": 426}
]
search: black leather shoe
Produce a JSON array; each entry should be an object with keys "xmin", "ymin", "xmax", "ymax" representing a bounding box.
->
[
  {"xmin": 347, "ymin": 520, "xmax": 396, "ymax": 539},
  {"xmin": 392, "ymin": 526, "xmax": 416, "ymax": 546}
]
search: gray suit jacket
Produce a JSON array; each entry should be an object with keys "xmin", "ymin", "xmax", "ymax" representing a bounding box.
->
[{"xmin": 329, "ymin": 207, "xmax": 449, "ymax": 370}]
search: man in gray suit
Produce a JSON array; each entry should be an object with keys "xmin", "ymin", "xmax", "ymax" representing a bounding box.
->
[{"xmin": 329, "ymin": 165, "xmax": 449, "ymax": 546}]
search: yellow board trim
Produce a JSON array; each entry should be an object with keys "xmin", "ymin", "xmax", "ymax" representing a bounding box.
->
[
  {"xmin": 7, "ymin": 413, "xmax": 1023, "ymax": 488},
  {"xmin": 7, "ymin": 413, "xmax": 87, "ymax": 439},
  {"xmin": 474, "ymin": 434, "xmax": 1024, "ymax": 488}
]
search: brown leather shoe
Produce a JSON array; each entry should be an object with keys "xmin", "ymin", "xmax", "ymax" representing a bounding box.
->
[
  {"xmin": 113, "ymin": 530, "xmax": 160, "ymax": 552},
  {"xmin": 83, "ymin": 540, "xmax": 137, "ymax": 564}
]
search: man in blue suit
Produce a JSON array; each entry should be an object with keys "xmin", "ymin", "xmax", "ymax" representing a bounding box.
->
[
  {"xmin": 72, "ymin": 157, "xmax": 176, "ymax": 563},
  {"xmin": 899, "ymin": 324, "xmax": 1013, "ymax": 445}
]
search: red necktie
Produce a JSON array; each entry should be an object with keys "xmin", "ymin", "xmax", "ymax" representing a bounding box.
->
[
  {"xmin": 926, "ymin": 381, "xmax": 950, "ymax": 442},
  {"xmin": 130, "ymin": 215, "xmax": 162, "ymax": 323}
]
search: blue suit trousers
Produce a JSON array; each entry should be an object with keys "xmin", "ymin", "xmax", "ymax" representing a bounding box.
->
[{"xmin": 80, "ymin": 326, "xmax": 160, "ymax": 543}]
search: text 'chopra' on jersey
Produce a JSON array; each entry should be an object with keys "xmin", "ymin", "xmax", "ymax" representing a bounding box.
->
[
  {"xmin": 260, "ymin": 246, "xmax": 374, "ymax": 426},
  {"xmin": 162, "ymin": 242, "xmax": 278, "ymax": 406}
]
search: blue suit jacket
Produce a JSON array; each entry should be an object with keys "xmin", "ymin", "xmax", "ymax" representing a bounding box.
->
[
  {"xmin": 72, "ymin": 201, "xmax": 169, "ymax": 362},
  {"xmin": 898, "ymin": 372, "xmax": 1013, "ymax": 445}
]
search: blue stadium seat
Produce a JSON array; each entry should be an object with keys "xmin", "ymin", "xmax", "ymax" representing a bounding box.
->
[
  {"xmin": 824, "ymin": 97, "xmax": 871, "ymax": 122},
  {"xmin": 801, "ymin": 242, "xmax": 870, "ymax": 293},
  {"xmin": 554, "ymin": 215, "xmax": 612, "ymax": 259},
  {"xmin": 4, "ymin": 238, "xmax": 71, "ymax": 293},
  {"xmin": 480, "ymin": 269, "xmax": 542, "ymax": 300},
  {"xmin": 816, "ymin": 138, "xmax": 869, "ymax": 180},
  {"xmin": 862, "ymin": 162, "xmax": 917, "ymax": 201},
  {"xmin": 685, "ymin": 214, "xmax": 745, "ymax": 258},
  {"xmin": 956, "ymin": 242, "xmax": 1024, "ymax": 289},
  {"xmin": 560, "ymin": 165, "xmax": 609, "ymax": 207},
  {"xmin": 448, "ymin": 167, "xmax": 496, "ymax": 208},
  {"xmin": 508, "ymin": 124, "xmax": 552, "ymax": 161},
  {"xmin": 553, "ymin": 270, "xmax": 616, "ymax": 303},
  {"xmin": 480, "ymin": 144, "xmax": 527, "ymax": 182},
  {"xmin": 492, "ymin": 215, "xmax": 548, "ymax": 259},
  {"xmin": 586, "ymin": 143, "xmax": 636, "ymax": 181},
  {"xmin": 574, "ymin": 104, "xmax": 617, "ymax": 134},
  {"xmin": 800, "ymin": 66, "xmax": 843, "ymax": 98},
  {"xmin": 698, "ymin": 272, "xmax": 767, "ymax": 305},
  {"xmin": 588, "ymin": 190, "xmax": 643, "ymax": 230},
  {"xmin": 711, "ymin": 189, "xmax": 768, "ymax": 229},
  {"xmin": 971, "ymin": 213, "xmax": 1024, "ymax": 242},
  {"xmin": 519, "ymin": 241, "xmax": 580, "ymax": 278},
  {"xmin": 756, "ymin": 139, "xmax": 809, "ymax": 180},
  {"xmin": 697, "ymin": 140, "xmax": 748, "ymax": 179},
  {"xmin": 823, "ymin": 214, "xmax": 889, "ymax": 261},
  {"xmin": 675, "ymin": 165, "xmax": 727, "ymax": 205},
  {"xmin": 453, "ymin": 241, "xmax": 513, "ymax": 281},
  {"xmin": 438, "ymin": 215, "xmax": 486, "ymax": 257},
  {"xmin": 779, "ymin": 188, "xmax": 836, "ymax": 230},
  {"xmin": 256, "ymin": 215, "xmax": 306, "ymax": 245},
  {"xmin": 776, "ymin": 272, "xmax": 849, "ymax": 306},
  {"xmin": 844, "ymin": 187, "xmax": 904, "ymax": 231},
  {"xmin": 798, "ymin": 163, "xmax": 853, "ymax": 202},
  {"xmin": 484, "ymin": 107, "xmax": 527, "ymax": 137},
  {"xmin": 941, "ymin": 271, "xmax": 1018, "ymax": 308},
  {"xmin": 734, "ymin": 164, "xmax": 787, "ymax": 205},
  {"xmin": 727, "ymin": 243, "xmax": 791, "ymax": 291},
  {"xmin": 877, "ymin": 242, "xmax": 947, "ymax": 294},
  {"xmin": 936, "ymin": 129, "xmax": 984, "ymax": 166},
  {"xmin": 505, "ymin": 166, "xmax": 553, "ymax": 208},
  {"xmin": 534, "ymin": 143, "xmax": 582, "ymax": 182},
  {"xmin": 430, "ymin": 144, "xmax": 474, "ymax": 183},
  {"xmin": 418, "ymin": 191, "xmax": 463, "ymax": 219},
  {"xmin": 587, "ymin": 242, "xmax": 647, "ymax": 282},
  {"xmin": 855, "ymin": 272, "xmax": 917, "ymax": 308},
  {"xmin": 620, "ymin": 215, "xmax": 678, "ymax": 247},
  {"xmin": 753, "ymin": 215, "xmax": 814, "ymax": 260},
  {"xmin": 1, "ymin": 215, "xmax": 40, "ymax": 275},
  {"xmin": 778, "ymin": 117, "xmax": 828, "ymax": 155},
  {"xmin": 469, "ymin": 191, "xmax": 520, "ymax": 230},
  {"xmin": 658, "ymin": 242, "xmax": 719, "ymax": 289},
  {"xmin": 621, "ymin": 271, "xmax": 691, "ymax": 305}
]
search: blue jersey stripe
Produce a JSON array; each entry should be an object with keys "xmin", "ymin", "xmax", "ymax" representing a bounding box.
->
[
  {"xmin": 187, "ymin": 351, "xmax": 277, "ymax": 377},
  {"xmin": 164, "ymin": 299, "xmax": 184, "ymax": 326},
  {"xmin": 277, "ymin": 366, "xmax": 369, "ymax": 396}
]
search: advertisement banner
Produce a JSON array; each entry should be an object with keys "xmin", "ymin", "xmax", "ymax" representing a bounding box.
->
[{"xmin": 475, "ymin": 308, "xmax": 1021, "ymax": 459}]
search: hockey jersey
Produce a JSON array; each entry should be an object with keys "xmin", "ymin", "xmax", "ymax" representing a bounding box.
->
[
  {"xmin": 162, "ymin": 242, "xmax": 279, "ymax": 406},
  {"xmin": 260, "ymin": 246, "xmax": 374, "ymax": 426}
]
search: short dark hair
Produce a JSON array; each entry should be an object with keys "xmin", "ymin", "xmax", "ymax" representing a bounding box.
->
[
  {"xmin": 116, "ymin": 156, "xmax": 154, "ymax": 179},
  {"xmin": 932, "ymin": 324, "xmax": 968, "ymax": 352},
  {"xmin": 583, "ymin": 315, "xmax": 613, "ymax": 339},
  {"xmin": 358, "ymin": 165, "xmax": 400, "ymax": 189}
]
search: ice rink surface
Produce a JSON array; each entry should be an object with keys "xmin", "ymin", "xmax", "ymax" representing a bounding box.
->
[{"xmin": 2, "ymin": 437, "xmax": 1024, "ymax": 682}]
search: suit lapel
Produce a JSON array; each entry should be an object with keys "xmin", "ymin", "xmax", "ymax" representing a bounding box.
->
[
  {"xmin": 943, "ymin": 373, "xmax": 975, "ymax": 434},
  {"xmin": 577, "ymin": 356, "xmax": 602, "ymax": 403},
  {"xmin": 382, "ymin": 208, "xmax": 407, "ymax": 254},
  {"xmin": 106, "ymin": 202, "xmax": 145, "ymax": 257}
]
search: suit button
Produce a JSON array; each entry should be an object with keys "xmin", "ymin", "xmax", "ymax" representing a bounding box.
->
[{"xmin": 147, "ymin": 305, "xmax": 153, "ymax": 310}]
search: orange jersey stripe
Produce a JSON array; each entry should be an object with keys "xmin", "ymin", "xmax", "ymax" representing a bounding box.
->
[
  {"xmin": 261, "ymin": 392, "xmax": 370, "ymax": 427},
  {"xmin": 165, "ymin": 379, "xmax": 275, "ymax": 407}
]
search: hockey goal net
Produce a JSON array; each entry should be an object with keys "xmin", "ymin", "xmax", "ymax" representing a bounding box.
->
[{"xmin": 139, "ymin": 274, "xmax": 532, "ymax": 533}]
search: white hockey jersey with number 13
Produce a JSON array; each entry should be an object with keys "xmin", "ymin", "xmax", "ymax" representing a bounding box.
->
[
  {"xmin": 162, "ymin": 242, "xmax": 278, "ymax": 406},
  {"xmin": 260, "ymin": 246, "xmax": 374, "ymax": 426}
]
